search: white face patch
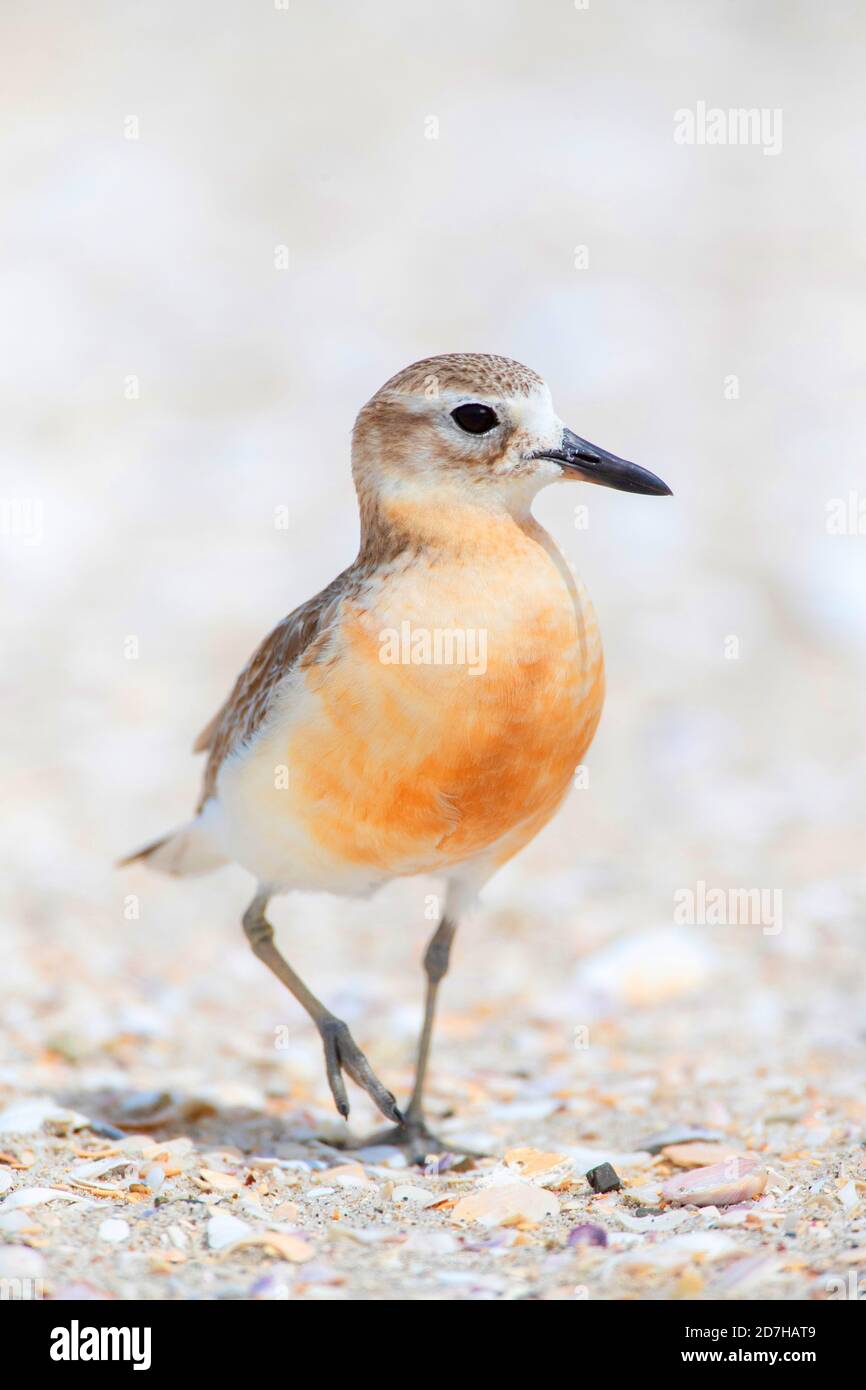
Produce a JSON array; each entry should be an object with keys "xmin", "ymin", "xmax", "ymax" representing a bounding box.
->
[
  {"xmin": 395, "ymin": 383, "xmax": 559, "ymax": 441},
  {"xmin": 427, "ymin": 384, "xmax": 565, "ymax": 462},
  {"xmin": 504, "ymin": 387, "xmax": 564, "ymax": 457}
]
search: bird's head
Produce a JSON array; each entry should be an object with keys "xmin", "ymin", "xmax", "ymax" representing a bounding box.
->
[{"xmin": 352, "ymin": 353, "xmax": 671, "ymax": 533}]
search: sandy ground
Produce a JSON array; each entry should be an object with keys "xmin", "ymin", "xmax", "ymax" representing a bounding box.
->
[
  {"xmin": 2, "ymin": 841, "xmax": 865, "ymax": 1301},
  {"xmin": 3, "ymin": 1, "xmax": 866, "ymax": 1302}
]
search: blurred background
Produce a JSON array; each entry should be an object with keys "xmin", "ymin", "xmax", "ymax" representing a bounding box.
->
[{"xmin": 1, "ymin": 0, "xmax": 865, "ymax": 1286}]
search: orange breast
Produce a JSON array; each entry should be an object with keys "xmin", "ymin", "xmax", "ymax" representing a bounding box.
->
[{"xmin": 285, "ymin": 523, "xmax": 604, "ymax": 876}]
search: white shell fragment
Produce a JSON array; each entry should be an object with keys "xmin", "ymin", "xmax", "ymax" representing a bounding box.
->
[
  {"xmin": 0, "ymin": 1186, "xmax": 88, "ymax": 1212},
  {"xmin": 391, "ymin": 1185, "xmax": 439, "ymax": 1207},
  {"xmin": 451, "ymin": 1181, "xmax": 560, "ymax": 1227},
  {"xmin": 206, "ymin": 1212, "xmax": 252, "ymax": 1250},
  {"xmin": 98, "ymin": 1218, "xmax": 130, "ymax": 1243},
  {"xmin": 0, "ymin": 1097, "xmax": 89, "ymax": 1137}
]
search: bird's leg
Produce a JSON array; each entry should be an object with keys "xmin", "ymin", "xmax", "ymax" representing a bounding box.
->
[
  {"xmin": 351, "ymin": 914, "xmax": 465, "ymax": 1164},
  {"xmin": 405, "ymin": 914, "xmax": 456, "ymax": 1126},
  {"xmin": 242, "ymin": 893, "xmax": 401, "ymax": 1125}
]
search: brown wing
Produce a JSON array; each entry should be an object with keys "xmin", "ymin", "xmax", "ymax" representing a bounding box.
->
[
  {"xmin": 192, "ymin": 710, "xmax": 222, "ymax": 754},
  {"xmin": 196, "ymin": 570, "xmax": 354, "ymax": 810}
]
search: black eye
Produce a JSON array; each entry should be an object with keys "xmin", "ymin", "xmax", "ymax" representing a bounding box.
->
[{"xmin": 451, "ymin": 403, "xmax": 499, "ymax": 435}]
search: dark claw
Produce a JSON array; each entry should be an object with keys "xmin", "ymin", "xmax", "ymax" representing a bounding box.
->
[{"xmin": 319, "ymin": 1016, "xmax": 397, "ymax": 1124}]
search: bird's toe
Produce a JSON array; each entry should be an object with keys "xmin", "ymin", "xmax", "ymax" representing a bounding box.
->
[{"xmin": 319, "ymin": 1016, "xmax": 399, "ymax": 1124}]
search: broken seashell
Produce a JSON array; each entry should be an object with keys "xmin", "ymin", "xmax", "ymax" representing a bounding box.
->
[
  {"xmin": 219, "ymin": 1231, "xmax": 314, "ymax": 1262},
  {"xmin": 451, "ymin": 1181, "xmax": 559, "ymax": 1227},
  {"xmin": 391, "ymin": 1185, "xmax": 438, "ymax": 1207},
  {"xmin": 504, "ymin": 1147, "xmax": 570, "ymax": 1183},
  {"xmin": 206, "ymin": 1212, "xmax": 251, "ymax": 1250},
  {"xmin": 662, "ymin": 1155, "xmax": 767, "ymax": 1207}
]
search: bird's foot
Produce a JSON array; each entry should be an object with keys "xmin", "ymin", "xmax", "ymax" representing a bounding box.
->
[
  {"xmin": 345, "ymin": 1115, "xmax": 488, "ymax": 1167},
  {"xmin": 318, "ymin": 1016, "xmax": 401, "ymax": 1125}
]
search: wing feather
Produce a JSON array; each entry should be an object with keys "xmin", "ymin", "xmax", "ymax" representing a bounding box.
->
[
  {"xmin": 192, "ymin": 710, "xmax": 221, "ymax": 753},
  {"xmin": 196, "ymin": 570, "xmax": 354, "ymax": 809}
]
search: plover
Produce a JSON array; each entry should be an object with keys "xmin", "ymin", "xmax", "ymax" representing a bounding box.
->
[{"xmin": 122, "ymin": 353, "xmax": 671, "ymax": 1158}]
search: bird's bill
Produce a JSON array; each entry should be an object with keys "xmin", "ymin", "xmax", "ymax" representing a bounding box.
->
[{"xmin": 535, "ymin": 427, "xmax": 672, "ymax": 496}]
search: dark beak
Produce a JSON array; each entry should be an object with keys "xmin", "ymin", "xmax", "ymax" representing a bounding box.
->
[{"xmin": 534, "ymin": 427, "xmax": 672, "ymax": 496}]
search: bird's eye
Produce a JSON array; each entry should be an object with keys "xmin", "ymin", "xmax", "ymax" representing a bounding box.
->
[{"xmin": 450, "ymin": 403, "xmax": 499, "ymax": 435}]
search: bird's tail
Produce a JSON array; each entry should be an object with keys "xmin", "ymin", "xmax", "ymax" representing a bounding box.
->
[{"xmin": 118, "ymin": 811, "xmax": 228, "ymax": 878}]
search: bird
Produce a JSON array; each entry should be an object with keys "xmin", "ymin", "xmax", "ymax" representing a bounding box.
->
[{"xmin": 121, "ymin": 352, "xmax": 671, "ymax": 1161}]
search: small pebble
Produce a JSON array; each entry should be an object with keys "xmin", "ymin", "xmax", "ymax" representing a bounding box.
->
[
  {"xmin": 567, "ymin": 1222, "xmax": 608, "ymax": 1247},
  {"xmin": 586, "ymin": 1162, "xmax": 621, "ymax": 1194}
]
